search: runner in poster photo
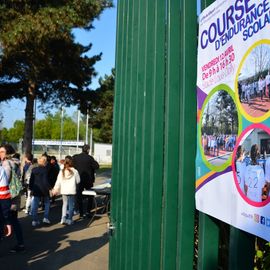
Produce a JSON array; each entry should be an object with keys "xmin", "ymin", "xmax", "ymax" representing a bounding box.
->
[
  {"xmin": 264, "ymin": 156, "xmax": 270, "ymax": 195},
  {"xmin": 244, "ymin": 144, "xmax": 265, "ymax": 202},
  {"xmin": 235, "ymin": 145, "xmax": 246, "ymax": 193}
]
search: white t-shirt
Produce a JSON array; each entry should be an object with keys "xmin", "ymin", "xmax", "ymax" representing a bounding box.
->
[
  {"xmin": 266, "ymin": 74, "xmax": 270, "ymax": 85},
  {"xmin": 236, "ymin": 161, "xmax": 246, "ymax": 192},
  {"xmin": 259, "ymin": 79, "xmax": 265, "ymax": 91},
  {"xmin": 244, "ymin": 165, "xmax": 265, "ymax": 202},
  {"xmin": 54, "ymin": 168, "xmax": 80, "ymax": 195},
  {"xmin": 264, "ymin": 158, "xmax": 270, "ymax": 183}
]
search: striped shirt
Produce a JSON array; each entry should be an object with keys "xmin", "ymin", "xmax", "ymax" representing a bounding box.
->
[{"xmin": 0, "ymin": 166, "xmax": 10, "ymax": 199}]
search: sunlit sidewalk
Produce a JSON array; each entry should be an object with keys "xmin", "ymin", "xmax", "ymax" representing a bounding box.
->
[
  {"xmin": 0, "ymin": 193, "xmax": 110, "ymax": 270},
  {"xmin": 241, "ymin": 96, "xmax": 270, "ymax": 118}
]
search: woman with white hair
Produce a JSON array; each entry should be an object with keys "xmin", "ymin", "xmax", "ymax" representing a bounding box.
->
[{"xmin": 29, "ymin": 156, "xmax": 51, "ymax": 227}]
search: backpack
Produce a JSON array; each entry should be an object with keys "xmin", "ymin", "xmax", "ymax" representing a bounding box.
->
[{"xmin": 8, "ymin": 161, "xmax": 23, "ymax": 199}]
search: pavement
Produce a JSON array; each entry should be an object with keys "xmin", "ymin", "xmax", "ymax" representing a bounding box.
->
[
  {"xmin": 205, "ymin": 149, "xmax": 232, "ymax": 166},
  {"xmin": 208, "ymin": 153, "xmax": 231, "ymax": 166},
  {"xmin": 0, "ymin": 171, "xmax": 111, "ymax": 270},
  {"xmin": 241, "ymin": 96, "xmax": 270, "ymax": 118}
]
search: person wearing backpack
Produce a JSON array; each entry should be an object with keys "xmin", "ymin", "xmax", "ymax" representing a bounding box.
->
[{"xmin": 0, "ymin": 144, "xmax": 25, "ymax": 253}]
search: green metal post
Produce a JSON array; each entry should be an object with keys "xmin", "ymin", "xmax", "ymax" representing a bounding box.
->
[
  {"xmin": 197, "ymin": 1, "xmax": 220, "ymax": 269},
  {"xmin": 177, "ymin": 0, "xmax": 198, "ymax": 268},
  {"xmin": 161, "ymin": 0, "xmax": 181, "ymax": 268},
  {"xmin": 198, "ymin": 214, "xmax": 220, "ymax": 270},
  {"xmin": 229, "ymin": 228, "xmax": 255, "ymax": 270},
  {"xmin": 110, "ymin": 1, "xmax": 166, "ymax": 269},
  {"xmin": 109, "ymin": 0, "xmax": 127, "ymax": 268}
]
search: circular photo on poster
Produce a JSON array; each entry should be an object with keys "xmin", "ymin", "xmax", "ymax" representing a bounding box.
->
[
  {"xmin": 236, "ymin": 41, "xmax": 270, "ymax": 122},
  {"xmin": 200, "ymin": 86, "xmax": 240, "ymax": 171},
  {"xmin": 232, "ymin": 124, "xmax": 270, "ymax": 206}
]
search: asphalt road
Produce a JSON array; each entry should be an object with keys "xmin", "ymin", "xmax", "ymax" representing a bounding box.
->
[{"xmin": 0, "ymin": 172, "xmax": 111, "ymax": 270}]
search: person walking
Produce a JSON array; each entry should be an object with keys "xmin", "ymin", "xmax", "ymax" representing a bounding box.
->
[
  {"xmin": 22, "ymin": 153, "xmax": 33, "ymax": 214},
  {"xmin": 0, "ymin": 144, "xmax": 25, "ymax": 252},
  {"xmin": 29, "ymin": 156, "xmax": 51, "ymax": 226},
  {"xmin": 0, "ymin": 162, "xmax": 12, "ymax": 241},
  {"xmin": 48, "ymin": 156, "xmax": 60, "ymax": 205},
  {"xmin": 266, "ymin": 70, "xmax": 270, "ymax": 98},
  {"xmin": 258, "ymin": 76, "xmax": 264, "ymax": 100},
  {"xmin": 24, "ymin": 158, "xmax": 38, "ymax": 214},
  {"xmin": 72, "ymin": 144, "xmax": 99, "ymax": 218},
  {"xmin": 52, "ymin": 156, "xmax": 80, "ymax": 225}
]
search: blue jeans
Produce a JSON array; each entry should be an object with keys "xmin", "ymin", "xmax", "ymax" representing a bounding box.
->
[
  {"xmin": 31, "ymin": 196, "xmax": 50, "ymax": 221},
  {"xmin": 62, "ymin": 195, "xmax": 75, "ymax": 221}
]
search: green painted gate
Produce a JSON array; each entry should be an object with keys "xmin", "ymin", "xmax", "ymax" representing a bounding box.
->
[{"xmin": 109, "ymin": 1, "xmax": 256, "ymax": 269}]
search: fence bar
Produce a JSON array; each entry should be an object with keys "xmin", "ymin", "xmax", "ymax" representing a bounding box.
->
[
  {"xmin": 177, "ymin": 0, "xmax": 198, "ymax": 268},
  {"xmin": 198, "ymin": 214, "xmax": 219, "ymax": 270},
  {"xmin": 229, "ymin": 228, "xmax": 255, "ymax": 270}
]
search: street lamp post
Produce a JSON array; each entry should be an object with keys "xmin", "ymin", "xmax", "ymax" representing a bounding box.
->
[
  {"xmin": 32, "ymin": 98, "xmax": 37, "ymax": 155},
  {"xmin": 85, "ymin": 105, "xmax": 89, "ymax": 145},
  {"xmin": 90, "ymin": 127, "xmax": 93, "ymax": 155},
  {"xmin": 76, "ymin": 108, "xmax": 80, "ymax": 153},
  {"xmin": 59, "ymin": 107, "xmax": 64, "ymax": 160}
]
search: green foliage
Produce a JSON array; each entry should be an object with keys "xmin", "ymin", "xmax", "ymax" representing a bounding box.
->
[
  {"xmin": 80, "ymin": 69, "xmax": 114, "ymax": 143},
  {"xmin": 254, "ymin": 239, "xmax": 270, "ymax": 270},
  {"xmin": 0, "ymin": 1, "xmax": 113, "ymax": 53},
  {"xmin": 202, "ymin": 90, "xmax": 238, "ymax": 135},
  {"xmin": 1, "ymin": 120, "xmax": 24, "ymax": 142},
  {"xmin": 0, "ymin": 0, "xmax": 113, "ymax": 153},
  {"xmin": 1, "ymin": 110, "xmax": 89, "ymax": 142}
]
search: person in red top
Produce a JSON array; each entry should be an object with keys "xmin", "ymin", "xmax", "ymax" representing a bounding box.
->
[
  {"xmin": 0, "ymin": 160, "xmax": 12, "ymax": 240},
  {"xmin": 0, "ymin": 144, "xmax": 25, "ymax": 252}
]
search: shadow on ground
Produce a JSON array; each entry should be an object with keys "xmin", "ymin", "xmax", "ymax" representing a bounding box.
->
[{"xmin": 0, "ymin": 197, "xmax": 109, "ymax": 270}]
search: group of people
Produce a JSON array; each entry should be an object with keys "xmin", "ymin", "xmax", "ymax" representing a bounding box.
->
[
  {"xmin": 202, "ymin": 134, "xmax": 237, "ymax": 157},
  {"xmin": 235, "ymin": 144, "xmax": 270, "ymax": 202},
  {"xmin": 0, "ymin": 143, "xmax": 99, "ymax": 253},
  {"xmin": 239, "ymin": 72, "xmax": 270, "ymax": 104}
]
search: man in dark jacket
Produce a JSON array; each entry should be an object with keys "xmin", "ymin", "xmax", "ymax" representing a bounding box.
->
[
  {"xmin": 29, "ymin": 156, "xmax": 51, "ymax": 226},
  {"xmin": 73, "ymin": 144, "xmax": 99, "ymax": 218}
]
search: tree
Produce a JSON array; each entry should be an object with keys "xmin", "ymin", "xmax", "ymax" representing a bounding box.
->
[
  {"xmin": 201, "ymin": 90, "xmax": 238, "ymax": 135},
  {"xmin": 216, "ymin": 90, "xmax": 238, "ymax": 134},
  {"xmin": 1, "ymin": 111, "xmax": 87, "ymax": 143},
  {"xmin": 80, "ymin": 69, "xmax": 114, "ymax": 143},
  {"xmin": 0, "ymin": 0, "xmax": 113, "ymax": 154},
  {"xmin": 0, "ymin": 120, "xmax": 24, "ymax": 143},
  {"xmin": 35, "ymin": 111, "xmax": 83, "ymax": 140},
  {"xmin": 251, "ymin": 45, "xmax": 270, "ymax": 76},
  {"xmin": 201, "ymin": 103, "xmax": 210, "ymax": 135}
]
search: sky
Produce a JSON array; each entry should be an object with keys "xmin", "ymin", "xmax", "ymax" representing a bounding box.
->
[
  {"xmin": 2, "ymin": 0, "xmax": 203, "ymax": 129},
  {"xmin": 240, "ymin": 44, "xmax": 270, "ymax": 80},
  {"xmin": 1, "ymin": 1, "xmax": 117, "ymax": 128}
]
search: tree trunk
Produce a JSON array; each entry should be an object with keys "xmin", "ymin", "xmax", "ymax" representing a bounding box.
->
[{"xmin": 23, "ymin": 82, "xmax": 35, "ymax": 154}]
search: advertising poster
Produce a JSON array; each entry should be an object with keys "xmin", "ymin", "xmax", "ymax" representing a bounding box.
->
[{"xmin": 196, "ymin": 0, "xmax": 270, "ymax": 241}]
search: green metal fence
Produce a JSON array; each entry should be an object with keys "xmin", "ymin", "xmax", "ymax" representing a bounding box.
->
[{"xmin": 109, "ymin": 0, "xmax": 256, "ymax": 269}]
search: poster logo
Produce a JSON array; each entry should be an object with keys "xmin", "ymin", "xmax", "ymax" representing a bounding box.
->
[{"xmin": 254, "ymin": 214, "xmax": 260, "ymax": 223}]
